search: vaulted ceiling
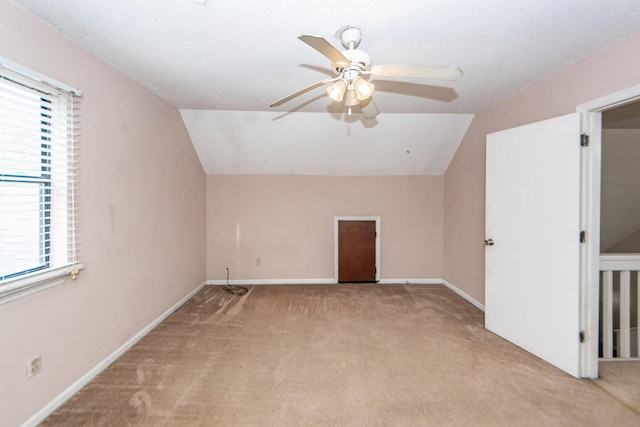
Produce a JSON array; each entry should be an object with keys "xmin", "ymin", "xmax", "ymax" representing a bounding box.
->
[{"xmin": 14, "ymin": 0, "xmax": 640, "ymax": 175}]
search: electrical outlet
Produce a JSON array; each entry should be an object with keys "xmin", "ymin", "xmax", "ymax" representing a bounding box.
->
[{"xmin": 27, "ymin": 355, "xmax": 42, "ymax": 379}]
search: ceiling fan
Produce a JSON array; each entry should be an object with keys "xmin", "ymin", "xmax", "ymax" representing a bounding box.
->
[{"xmin": 270, "ymin": 26, "xmax": 463, "ymax": 119}]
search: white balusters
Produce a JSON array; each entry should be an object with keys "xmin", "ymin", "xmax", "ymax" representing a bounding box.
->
[
  {"xmin": 599, "ymin": 254, "xmax": 640, "ymax": 361},
  {"xmin": 601, "ymin": 270, "xmax": 613, "ymax": 358},
  {"xmin": 619, "ymin": 270, "xmax": 630, "ymax": 358}
]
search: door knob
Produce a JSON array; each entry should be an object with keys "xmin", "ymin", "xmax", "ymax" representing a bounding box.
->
[{"xmin": 484, "ymin": 239, "xmax": 495, "ymax": 246}]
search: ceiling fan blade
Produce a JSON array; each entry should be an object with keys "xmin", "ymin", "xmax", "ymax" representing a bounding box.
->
[
  {"xmin": 360, "ymin": 96, "xmax": 379, "ymax": 120},
  {"xmin": 270, "ymin": 77, "xmax": 338, "ymax": 107},
  {"xmin": 298, "ymin": 35, "xmax": 350, "ymax": 67},
  {"xmin": 368, "ymin": 65, "xmax": 463, "ymax": 81}
]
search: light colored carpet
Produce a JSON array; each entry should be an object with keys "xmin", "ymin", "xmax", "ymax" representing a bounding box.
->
[
  {"xmin": 42, "ymin": 284, "xmax": 640, "ymax": 426},
  {"xmin": 594, "ymin": 360, "xmax": 640, "ymax": 416}
]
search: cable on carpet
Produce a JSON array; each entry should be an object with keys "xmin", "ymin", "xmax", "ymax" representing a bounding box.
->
[{"xmin": 223, "ymin": 267, "xmax": 248, "ymax": 296}]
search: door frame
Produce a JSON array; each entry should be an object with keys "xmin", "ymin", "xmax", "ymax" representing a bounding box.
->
[
  {"xmin": 334, "ymin": 216, "xmax": 381, "ymax": 283},
  {"xmin": 577, "ymin": 83, "xmax": 640, "ymax": 378}
]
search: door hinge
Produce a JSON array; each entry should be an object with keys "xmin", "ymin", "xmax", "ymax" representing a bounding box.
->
[
  {"xmin": 580, "ymin": 133, "xmax": 589, "ymax": 147},
  {"xmin": 580, "ymin": 230, "xmax": 586, "ymax": 243},
  {"xmin": 579, "ymin": 331, "xmax": 585, "ymax": 343}
]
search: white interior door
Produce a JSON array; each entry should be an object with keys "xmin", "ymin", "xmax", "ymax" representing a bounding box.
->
[{"xmin": 485, "ymin": 112, "xmax": 582, "ymax": 378}]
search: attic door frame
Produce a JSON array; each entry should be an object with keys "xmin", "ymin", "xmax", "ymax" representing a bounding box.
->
[
  {"xmin": 334, "ymin": 216, "xmax": 381, "ymax": 283},
  {"xmin": 577, "ymin": 83, "xmax": 640, "ymax": 378}
]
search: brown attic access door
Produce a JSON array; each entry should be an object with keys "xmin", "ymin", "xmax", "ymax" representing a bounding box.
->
[{"xmin": 338, "ymin": 220, "xmax": 377, "ymax": 283}]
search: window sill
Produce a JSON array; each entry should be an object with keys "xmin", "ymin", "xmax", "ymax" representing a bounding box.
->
[{"xmin": 0, "ymin": 263, "xmax": 84, "ymax": 305}]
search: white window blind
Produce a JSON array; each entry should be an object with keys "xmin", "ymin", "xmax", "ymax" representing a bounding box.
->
[{"xmin": 0, "ymin": 58, "xmax": 82, "ymax": 303}]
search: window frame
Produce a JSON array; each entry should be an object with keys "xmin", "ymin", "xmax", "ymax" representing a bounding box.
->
[{"xmin": 0, "ymin": 57, "xmax": 83, "ymax": 304}]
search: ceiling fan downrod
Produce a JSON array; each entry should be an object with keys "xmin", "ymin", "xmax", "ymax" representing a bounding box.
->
[{"xmin": 337, "ymin": 26, "xmax": 363, "ymax": 50}]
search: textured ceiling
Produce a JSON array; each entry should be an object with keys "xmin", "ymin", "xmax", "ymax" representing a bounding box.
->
[{"xmin": 13, "ymin": 0, "xmax": 640, "ymax": 175}]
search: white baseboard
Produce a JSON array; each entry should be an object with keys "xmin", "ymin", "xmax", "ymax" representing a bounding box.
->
[
  {"xmin": 22, "ymin": 281, "xmax": 207, "ymax": 427},
  {"xmin": 206, "ymin": 279, "xmax": 336, "ymax": 286},
  {"xmin": 207, "ymin": 278, "xmax": 447, "ymax": 286},
  {"xmin": 379, "ymin": 278, "xmax": 485, "ymax": 311},
  {"xmin": 207, "ymin": 278, "xmax": 484, "ymax": 312},
  {"xmin": 377, "ymin": 279, "xmax": 442, "ymax": 285},
  {"xmin": 442, "ymin": 279, "xmax": 485, "ymax": 312}
]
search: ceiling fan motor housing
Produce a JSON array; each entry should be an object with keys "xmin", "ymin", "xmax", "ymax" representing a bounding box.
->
[
  {"xmin": 332, "ymin": 26, "xmax": 371, "ymax": 74},
  {"xmin": 334, "ymin": 48, "xmax": 371, "ymax": 75}
]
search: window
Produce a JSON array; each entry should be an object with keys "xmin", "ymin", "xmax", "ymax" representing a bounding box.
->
[{"xmin": 0, "ymin": 57, "xmax": 81, "ymax": 303}]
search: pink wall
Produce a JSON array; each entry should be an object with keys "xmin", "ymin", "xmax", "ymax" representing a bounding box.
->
[
  {"xmin": 444, "ymin": 32, "xmax": 640, "ymax": 304},
  {"xmin": 0, "ymin": 2, "xmax": 206, "ymax": 426},
  {"xmin": 207, "ymin": 175, "xmax": 443, "ymax": 281}
]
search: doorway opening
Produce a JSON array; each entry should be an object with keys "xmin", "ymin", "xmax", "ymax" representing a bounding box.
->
[
  {"xmin": 578, "ymin": 83, "xmax": 640, "ymax": 377},
  {"xmin": 598, "ymin": 100, "xmax": 640, "ymax": 360}
]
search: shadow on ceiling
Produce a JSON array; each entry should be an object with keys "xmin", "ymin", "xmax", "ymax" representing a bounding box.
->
[
  {"xmin": 300, "ymin": 64, "xmax": 335, "ymax": 77},
  {"xmin": 271, "ymin": 97, "xmax": 378, "ymax": 128},
  {"xmin": 372, "ymin": 80, "xmax": 458, "ymax": 102}
]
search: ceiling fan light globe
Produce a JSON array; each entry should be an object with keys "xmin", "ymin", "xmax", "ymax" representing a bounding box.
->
[
  {"xmin": 327, "ymin": 86, "xmax": 343, "ymax": 102},
  {"xmin": 344, "ymin": 89, "xmax": 359, "ymax": 107},
  {"xmin": 354, "ymin": 78, "xmax": 374, "ymax": 101},
  {"xmin": 326, "ymin": 80, "xmax": 347, "ymax": 102}
]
